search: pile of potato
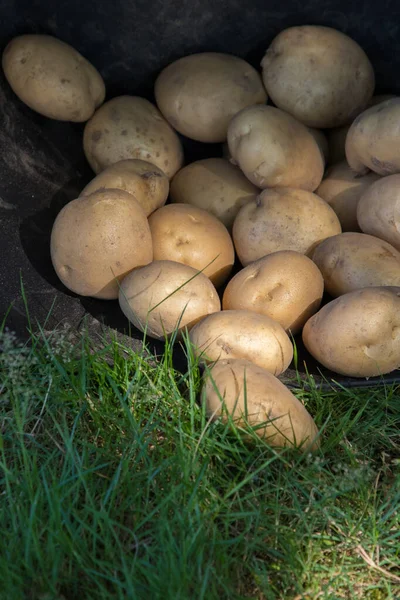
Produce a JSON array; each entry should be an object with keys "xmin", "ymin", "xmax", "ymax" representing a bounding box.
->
[{"xmin": 4, "ymin": 27, "xmax": 400, "ymax": 452}]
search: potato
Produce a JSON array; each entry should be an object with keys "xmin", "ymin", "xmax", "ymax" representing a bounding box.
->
[
  {"xmin": 118, "ymin": 260, "xmax": 220, "ymax": 340},
  {"xmin": 50, "ymin": 189, "xmax": 153, "ymax": 299},
  {"xmin": 232, "ymin": 188, "xmax": 342, "ymax": 266},
  {"xmin": 308, "ymin": 127, "xmax": 329, "ymax": 165},
  {"xmin": 311, "ymin": 232, "xmax": 400, "ymax": 297},
  {"xmin": 80, "ymin": 159, "xmax": 169, "ymax": 216},
  {"xmin": 169, "ymin": 158, "xmax": 259, "ymax": 230},
  {"xmin": 303, "ymin": 287, "xmax": 400, "ymax": 377},
  {"xmin": 2, "ymin": 34, "xmax": 105, "ymax": 122},
  {"xmin": 189, "ymin": 310, "xmax": 293, "ymax": 375},
  {"xmin": 260, "ymin": 25, "xmax": 374, "ymax": 128},
  {"xmin": 222, "ymin": 251, "xmax": 324, "ymax": 335},
  {"xmin": 316, "ymin": 161, "xmax": 380, "ymax": 232},
  {"xmin": 148, "ymin": 203, "xmax": 235, "ymax": 288},
  {"xmin": 202, "ymin": 358, "xmax": 319, "ymax": 451},
  {"xmin": 154, "ymin": 52, "xmax": 267, "ymax": 143},
  {"xmin": 83, "ymin": 96, "xmax": 184, "ymax": 178},
  {"xmin": 227, "ymin": 105, "xmax": 324, "ymax": 191},
  {"xmin": 357, "ymin": 174, "xmax": 400, "ymax": 251}
]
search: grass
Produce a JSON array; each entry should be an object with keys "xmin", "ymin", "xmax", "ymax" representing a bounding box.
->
[{"xmin": 0, "ymin": 321, "xmax": 399, "ymax": 600}]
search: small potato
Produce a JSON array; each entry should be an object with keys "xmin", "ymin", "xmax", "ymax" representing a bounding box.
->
[
  {"xmin": 83, "ymin": 96, "xmax": 184, "ymax": 178},
  {"xmin": 80, "ymin": 159, "xmax": 169, "ymax": 216},
  {"xmin": 311, "ymin": 232, "xmax": 400, "ymax": 297},
  {"xmin": 357, "ymin": 174, "xmax": 400, "ymax": 251},
  {"xmin": 233, "ymin": 188, "xmax": 342, "ymax": 266},
  {"xmin": 50, "ymin": 189, "xmax": 153, "ymax": 299},
  {"xmin": 154, "ymin": 52, "xmax": 267, "ymax": 143},
  {"xmin": 222, "ymin": 251, "xmax": 324, "ymax": 335},
  {"xmin": 118, "ymin": 260, "xmax": 221, "ymax": 340},
  {"xmin": 2, "ymin": 34, "xmax": 105, "ymax": 122},
  {"xmin": 202, "ymin": 358, "xmax": 319, "ymax": 451},
  {"xmin": 227, "ymin": 105, "xmax": 324, "ymax": 191},
  {"xmin": 189, "ymin": 310, "xmax": 293, "ymax": 375},
  {"xmin": 303, "ymin": 287, "xmax": 400, "ymax": 377},
  {"xmin": 169, "ymin": 158, "xmax": 259, "ymax": 230}
]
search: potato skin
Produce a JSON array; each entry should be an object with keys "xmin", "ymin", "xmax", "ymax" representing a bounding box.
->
[
  {"xmin": 189, "ymin": 310, "xmax": 293, "ymax": 375},
  {"xmin": 357, "ymin": 174, "xmax": 400, "ymax": 251},
  {"xmin": 50, "ymin": 189, "xmax": 153, "ymax": 299},
  {"xmin": 202, "ymin": 358, "xmax": 319, "ymax": 451},
  {"xmin": 2, "ymin": 34, "xmax": 105, "ymax": 122},
  {"xmin": 302, "ymin": 287, "xmax": 400, "ymax": 377}
]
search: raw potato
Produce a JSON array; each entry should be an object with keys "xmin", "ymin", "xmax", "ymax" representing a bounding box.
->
[
  {"xmin": 227, "ymin": 105, "xmax": 324, "ymax": 190},
  {"xmin": 169, "ymin": 158, "xmax": 259, "ymax": 230},
  {"xmin": 303, "ymin": 287, "xmax": 400, "ymax": 377},
  {"xmin": 311, "ymin": 232, "xmax": 400, "ymax": 297},
  {"xmin": 308, "ymin": 127, "xmax": 329, "ymax": 165},
  {"xmin": 261, "ymin": 25, "xmax": 374, "ymax": 128},
  {"xmin": 202, "ymin": 358, "xmax": 319, "ymax": 451},
  {"xmin": 154, "ymin": 52, "xmax": 267, "ymax": 143},
  {"xmin": 222, "ymin": 251, "xmax": 324, "ymax": 335},
  {"xmin": 316, "ymin": 161, "xmax": 380, "ymax": 232},
  {"xmin": 118, "ymin": 260, "xmax": 221, "ymax": 340},
  {"xmin": 189, "ymin": 310, "xmax": 293, "ymax": 375},
  {"xmin": 2, "ymin": 34, "xmax": 105, "ymax": 122},
  {"xmin": 233, "ymin": 187, "xmax": 342, "ymax": 266},
  {"xmin": 80, "ymin": 159, "xmax": 169, "ymax": 216},
  {"xmin": 83, "ymin": 96, "xmax": 184, "ymax": 178},
  {"xmin": 357, "ymin": 174, "xmax": 400, "ymax": 251},
  {"xmin": 50, "ymin": 189, "xmax": 153, "ymax": 299}
]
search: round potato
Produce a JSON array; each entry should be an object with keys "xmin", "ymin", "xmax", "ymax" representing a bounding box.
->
[
  {"xmin": 202, "ymin": 358, "xmax": 319, "ymax": 451},
  {"xmin": 316, "ymin": 161, "xmax": 380, "ymax": 232},
  {"xmin": 308, "ymin": 127, "xmax": 329, "ymax": 165},
  {"xmin": 303, "ymin": 287, "xmax": 400, "ymax": 377},
  {"xmin": 189, "ymin": 310, "xmax": 293, "ymax": 375},
  {"xmin": 118, "ymin": 260, "xmax": 221, "ymax": 340},
  {"xmin": 227, "ymin": 105, "xmax": 324, "ymax": 191},
  {"xmin": 2, "ymin": 34, "xmax": 105, "ymax": 122},
  {"xmin": 154, "ymin": 52, "xmax": 267, "ymax": 143},
  {"xmin": 357, "ymin": 175, "xmax": 400, "ymax": 251},
  {"xmin": 261, "ymin": 25, "xmax": 374, "ymax": 128},
  {"xmin": 50, "ymin": 189, "xmax": 153, "ymax": 299},
  {"xmin": 222, "ymin": 251, "xmax": 324, "ymax": 335},
  {"xmin": 83, "ymin": 96, "xmax": 184, "ymax": 178},
  {"xmin": 169, "ymin": 158, "xmax": 259, "ymax": 230},
  {"xmin": 233, "ymin": 188, "xmax": 342, "ymax": 266},
  {"xmin": 311, "ymin": 232, "xmax": 400, "ymax": 297}
]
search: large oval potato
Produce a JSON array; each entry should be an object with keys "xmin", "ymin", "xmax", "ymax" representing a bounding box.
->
[
  {"xmin": 118, "ymin": 260, "xmax": 221, "ymax": 340},
  {"xmin": 50, "ymin": 189, "xmax": 153, "ymax": 299},
  {"xmin": 83, "ymin": 96, "xmax": 184, "ymax": 178},
  {"xmin": 154, "ymin": 52, "xmax": 267, "ymax": 143},
  {"xmin": 189, "ymin": 310, "xmax": 293, "ymax": 375},
  {"xmin": 202, "ymin": 358, "xmax": 319, "ymax": 451},
  {"xmin": 357, "ymin": 174, "xmax": 400, "ymax": 251},
  {"xmin": 169, "ymin": 158, "xmax": 259, "ymax": 230},
  {"xmin": 303, "ymin": 287, "xmax": 400, "ymax": 377},
  {"xmin": 261, "ymin": 25, "xmax": 374, "ymax": 128},
  {"xmin": 311, "ymin": 232, "xmax": 400, "ymax": 297},
  {"xmin": 233, "ymin": 188, "xmax": 341, "ymax": 266},
  {"xmin": 2, "ymin": 34, "xmax": 105, "ymax": 122},
  {"xmin": 227, "ymin": 105, "xmax": 324, "ymax": 190},
  {"xmin": 222, "ymin": 251, "xmax": 324, "ymax": 335}
]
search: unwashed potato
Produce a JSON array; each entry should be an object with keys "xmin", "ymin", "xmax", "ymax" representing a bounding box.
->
[
  {"xmin": 2, "ymin": 34, "xmax": 105, "ymax": 122},
  {"xmin": 303, "ymin": 287, "xmax": 400, "ymax": 377},
  {"xmin": 261, "ymin": 25, "xmax": 374, "ymax": 128},
  {"xmin": 154, "ymin": 52, "xmax": 267, "ymax": 143},
  {"xmin": 118, "ymin": 260, "xmax": 220, "ymax": 340},
  {"xmin": 222, "ymin": 251, "xmax": 324, "ymax": 335},
  {"xmin": 202, "ymin": 358, "xmax": 319, "ymax": 451},
  {"xmin": 189, "ymin": 310, "xmax": 293, "ymax": 375},
  {"xmin": 227, "ymin": 105, "xmax": 324, "ymax": 190},
  {"xmin": 148, "ymin": 203, "xmax": 235, "ymax": 288},
  {"xmin": 50, "ymin": 189, "xmax": 153, "ymax": 299},
  {"xmin": 311, "ymin": 232, "xmax": 400, "ymax": 297},
  {"xmin": 316, "ymin": 161, "xmax": 380, "ymax": 232},
  {"xmin": 83, "ymin": 96, "xmax": 184, "ymax": 178},
  {"xmin": 357, "ymin": 174, "xmax": 400, "ymax": 251},
  {"xmin": 233, "ymin": 187, "xmax": 342, "ymax": 266},
  {"xmin": 169, "ymin": 158, "xmax": 259, "ymax": 230},
  {"xmin": 80, "ymin": 159, "xmax": 169, "ymax": 216}
]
